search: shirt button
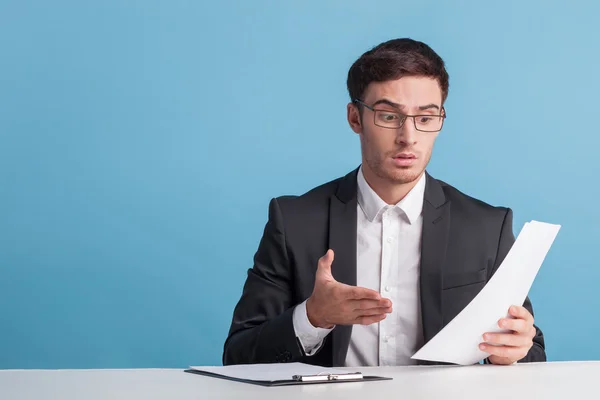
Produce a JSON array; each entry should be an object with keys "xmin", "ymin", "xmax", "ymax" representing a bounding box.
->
[
  {"xmin": 382, "ymin": 335, "xmax": 390, "ymax": 343},
  {"xmin": 384, "ymin": 286, "xmax": 390, "ymax": 292},
  {"xmin": 386, "ymin": 237, "xmax": 393, "ymax": 243}
]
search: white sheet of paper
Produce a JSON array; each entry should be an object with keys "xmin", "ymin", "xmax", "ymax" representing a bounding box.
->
[
  {"xmin": 411, "ymin": 220, "xmax": 561, "ymax": 365},
  {"xmin": 189, "ymin": 363, "xmax": 350, "ymax": 382}
]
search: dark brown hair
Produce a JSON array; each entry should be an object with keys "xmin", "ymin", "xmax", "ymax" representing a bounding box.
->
[{"xmin": 347, "ymin": 38, "xmax": 449, "ymax": 104}]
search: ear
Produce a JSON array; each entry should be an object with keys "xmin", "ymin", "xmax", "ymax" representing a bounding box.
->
[{"xmin": 347, "ymin": 102, "xmax": 362, "ymax": 134}]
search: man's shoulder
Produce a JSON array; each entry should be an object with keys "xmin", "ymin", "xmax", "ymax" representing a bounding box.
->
[
  {"xmin": 435, "ymin": 177, "xmax": 510, "ymax": 219},
  {"xmin": 275, "ymin": 173, "xmax": 348, "ymax": 208}
]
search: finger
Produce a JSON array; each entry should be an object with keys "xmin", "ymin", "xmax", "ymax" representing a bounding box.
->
[
  {"xmin": 355, "ymin": 314, "xmax": 387, "ymax": 325},
  {"xmin": 509, "ymin": 306, "xmax": 533, "ymax": 323},
  {"xmin": 479, "ymin": 343, "xmax": 527, "ymax": 361},
  {"xmin": 356, "ymin": 306, "xmax": 393, "ymax": 317},
  {"xmin": 483, "ymin": 332, "xmax": 532, "ymax": 348},
  {"xmin": 318, "ymin": 249, "xmax": 335, "ymax": 274},
  {"xmin": 487, "ymin": 356, "xmax": 514, "ymax": 366},
  {"xmin": 344, "ymin": 285, "xmax": 381, "ymax": 301},
  {"xmin": 497, "ymin": 317, "xmax": 529, "ymax": 333},
  {"xmin": 352, "ymin": 298, "xmax": 392, "ymax": 310},
  {"xmin": 529, "ymin": 325, "xmax": 538, "ymax": 338}
]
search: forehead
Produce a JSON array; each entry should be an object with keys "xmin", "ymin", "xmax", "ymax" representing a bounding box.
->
[{"xmin": 363, "ymin": 76, "xmax": 443, "ymax": 107}]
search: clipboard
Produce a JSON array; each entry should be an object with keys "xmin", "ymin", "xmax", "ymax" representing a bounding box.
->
[{"xmin": 184, "ymin": 363, "xmax": 392, "ymax": 387}]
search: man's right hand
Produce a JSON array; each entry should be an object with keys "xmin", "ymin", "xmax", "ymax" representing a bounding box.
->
[{"xmin": 305, "ymin": 249, "xmax": 393, "ymax": 329}]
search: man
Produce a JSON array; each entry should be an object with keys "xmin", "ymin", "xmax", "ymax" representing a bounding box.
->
[{"xmin": 222, "ymin": 38, "xmax": 545, "ymax": 367}]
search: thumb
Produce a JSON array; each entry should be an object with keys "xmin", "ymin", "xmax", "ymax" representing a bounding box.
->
[{"xmin": 318, "ymin": 249, "xmax": 335, "ymax": 276}]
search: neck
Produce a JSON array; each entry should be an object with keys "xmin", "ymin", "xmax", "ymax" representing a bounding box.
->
[{"xmin": 361, "ymin": 163, "xmax": 423, "ymax": 205}]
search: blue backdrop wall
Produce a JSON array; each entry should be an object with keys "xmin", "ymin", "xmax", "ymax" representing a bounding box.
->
[{"xmin": 1, "ymin": 0, "xmax": 598, "ymax": 368}]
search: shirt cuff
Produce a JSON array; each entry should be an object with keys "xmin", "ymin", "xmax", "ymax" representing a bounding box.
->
[{"xmin": 292, "ymin": 300, "xmax": 334, "ymax": 356}]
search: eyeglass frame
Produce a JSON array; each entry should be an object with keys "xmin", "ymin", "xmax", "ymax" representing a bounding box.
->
[{"xmin": 353, "ymin": 98, "xmax": 446, "ymax": 132}]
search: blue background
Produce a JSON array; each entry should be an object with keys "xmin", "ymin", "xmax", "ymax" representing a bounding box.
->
[{"xmin": 1, "ymin": 0, "xmax": 598, "ymax": 369}]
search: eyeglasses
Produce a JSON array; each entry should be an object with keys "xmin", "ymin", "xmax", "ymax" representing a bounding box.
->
[{"xmin": 353, "ymin": 99, "xmax": 446, "ymax": 132}]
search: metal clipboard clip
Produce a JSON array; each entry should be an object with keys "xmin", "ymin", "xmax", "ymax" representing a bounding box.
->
[{"xmin": 292, "ymin": 372, "xmax": 363, "ymax": 382}]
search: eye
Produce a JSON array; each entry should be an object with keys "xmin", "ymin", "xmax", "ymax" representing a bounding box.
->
[
  {"xmin": 418, "ymin": 116, "xmax": 434, "ymax": 124},
  {"xmin": 379, "ymin": 113, "xmax": 399, "ymax": 122}
]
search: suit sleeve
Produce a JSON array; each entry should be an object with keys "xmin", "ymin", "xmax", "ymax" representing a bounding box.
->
[
  {"xmin": 490, "ymin": 208, "xmax": 547, "ymax": 363},
  {"xmin": 222, "ymin": 197, "xmax": 305, "ymax": 365}
]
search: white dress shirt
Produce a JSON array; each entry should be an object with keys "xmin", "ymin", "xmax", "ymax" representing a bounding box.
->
[{"xmin": 293, "ymin": 166, "xmax": 426, "ymax": 366}]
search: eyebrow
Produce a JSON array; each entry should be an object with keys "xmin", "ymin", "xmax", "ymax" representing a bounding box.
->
[
  {"xmin": 418, "ymin": 103, "xmax": 440, "ymax": 111},
  {"xmin": 371, "ymin": 98, "xmax": 440, "ymax": 111}
]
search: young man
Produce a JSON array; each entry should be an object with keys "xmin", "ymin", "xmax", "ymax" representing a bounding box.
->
[{"xmin": 222, "ymin": 38, "xmax": 545, "ymax": 367}]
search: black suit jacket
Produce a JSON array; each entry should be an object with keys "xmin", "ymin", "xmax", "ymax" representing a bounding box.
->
[{"xmin": 222, "ymin": 168, "xmax": 546, "ymax": 366}]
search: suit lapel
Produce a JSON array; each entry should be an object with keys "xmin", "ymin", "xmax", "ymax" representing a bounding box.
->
[
  {"xmin": 419, "ymin": 173, "xmax": 451, "ymax": 361},
  {"xmin": 329, "ymin": 168, "xmax": 359, "ymax": 367}
]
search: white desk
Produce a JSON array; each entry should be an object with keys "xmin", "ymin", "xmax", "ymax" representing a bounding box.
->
[{"xmin": 1, "ymin": 361, "xmax": 597, "ymax": 400}]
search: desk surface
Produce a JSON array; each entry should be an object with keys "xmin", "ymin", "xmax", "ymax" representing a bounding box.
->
[{"xmin": 1, "ymin": 361, "xmax": 597, "ymax": 400}]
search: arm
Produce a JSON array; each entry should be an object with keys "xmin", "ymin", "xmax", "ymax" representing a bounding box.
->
[
  {"xmin": 222, "ymin": 197, "xmax": 304, "ymax": 365},
  {"xmin": 222, "ymin": 197, "xmax": 390, "ymax": 365}
]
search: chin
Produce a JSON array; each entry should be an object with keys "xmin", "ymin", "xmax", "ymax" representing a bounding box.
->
[{"xmin": 385, "ymin": 167, "xmax": 423, "ymax": 184}]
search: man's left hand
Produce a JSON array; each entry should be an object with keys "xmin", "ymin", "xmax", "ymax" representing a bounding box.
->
[{"xmin": 480, "ymin": 305, "xmax": 536, "ymax": 365}]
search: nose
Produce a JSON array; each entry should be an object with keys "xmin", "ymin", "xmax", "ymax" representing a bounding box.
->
[{"xmin": 395, "ymin": 116, "xmax": 418, "ymax": 146}]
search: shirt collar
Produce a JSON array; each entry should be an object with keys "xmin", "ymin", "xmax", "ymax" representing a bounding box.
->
[{"xmin": 357, "ymin": 165, "xmax": 426, "ymax": 224}]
